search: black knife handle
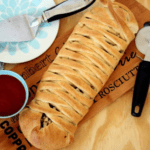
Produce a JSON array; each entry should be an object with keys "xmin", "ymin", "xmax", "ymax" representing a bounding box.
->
[
  {"xmin": 131, "ymin": 61, "xmax": 150, "ymax": 117},
  {"xmin": 43, "ymin": 0, "xmax": 96, "ymax": 23}
]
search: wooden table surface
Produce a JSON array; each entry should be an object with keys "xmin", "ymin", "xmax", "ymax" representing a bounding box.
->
[{"xmin": 3, "ymin": 0, "xmax": 150, "ymax": 150}]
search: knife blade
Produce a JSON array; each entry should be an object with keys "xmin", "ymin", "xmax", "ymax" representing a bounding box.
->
[{"xmin": 0, "ymin": 0, "xmax": 95, "ymax": 42}]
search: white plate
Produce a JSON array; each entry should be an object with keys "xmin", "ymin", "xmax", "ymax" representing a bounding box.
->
[{"xmin": 0, "ymin": 0, "xmax": 59, "ymax": 63}]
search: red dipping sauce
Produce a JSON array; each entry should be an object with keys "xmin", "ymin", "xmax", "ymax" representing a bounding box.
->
[{"xmin": 0, "ymin": 75, "xmax": 26, "ymax": 116}]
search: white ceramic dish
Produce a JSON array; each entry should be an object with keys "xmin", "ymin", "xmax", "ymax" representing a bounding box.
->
[{"xmin": 0, "ymin": 0, "xmax": 59, "ymax": 63}]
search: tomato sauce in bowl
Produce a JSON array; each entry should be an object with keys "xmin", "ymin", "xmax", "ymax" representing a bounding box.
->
[{"xmin": 0, "ymin": 71, "xmax": 29, "ymax": 118}]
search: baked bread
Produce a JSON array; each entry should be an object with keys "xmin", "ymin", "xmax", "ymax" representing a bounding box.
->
[{"xmin": 19, "ymin": 0, "xmax": 139, "ymax": 149}]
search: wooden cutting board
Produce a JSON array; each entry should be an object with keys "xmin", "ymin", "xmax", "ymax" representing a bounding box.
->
[{"xmin": 0, "ymin": 0, "xmax": 150, "ymax": 149}]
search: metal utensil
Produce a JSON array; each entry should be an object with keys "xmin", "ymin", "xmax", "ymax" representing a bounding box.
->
[
  {"xmin": 131, "ymin": 26, "xmax": 150, "ymax": 117},
  {"xmin": 0, "ymin": 0, "xmax": 95, "ymax": 42},
  {"xmin": 0, "ymin": 62, "xmax": 4, "ymax": 70}
]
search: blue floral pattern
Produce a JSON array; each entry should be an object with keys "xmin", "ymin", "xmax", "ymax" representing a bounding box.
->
[{"xmin": 0, "ymin": 0, "xmax": 52, "ymax": 55}]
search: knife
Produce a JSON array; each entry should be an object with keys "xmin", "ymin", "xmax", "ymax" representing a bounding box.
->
[
  {"xmin": 0, "ymin": 0, "xmax": 95, "ymax": 42},
  {"xmin": 131, "ymin": 26, "xmax": 150, "ymax": 117}
]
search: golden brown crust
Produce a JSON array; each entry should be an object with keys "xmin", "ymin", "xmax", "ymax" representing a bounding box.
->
[
  {"xmin": 19, "ymin": 0, "xmax": 139, "ymax": 149},
  {"xmin": 19, "ymin": 108, "xmax": 74, "ymax": 150}
]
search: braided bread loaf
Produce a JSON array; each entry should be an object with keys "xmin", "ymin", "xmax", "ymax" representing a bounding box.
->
[{"xmin": 19, "ymin": 0, "xmax": 138, "ymax": 149}]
